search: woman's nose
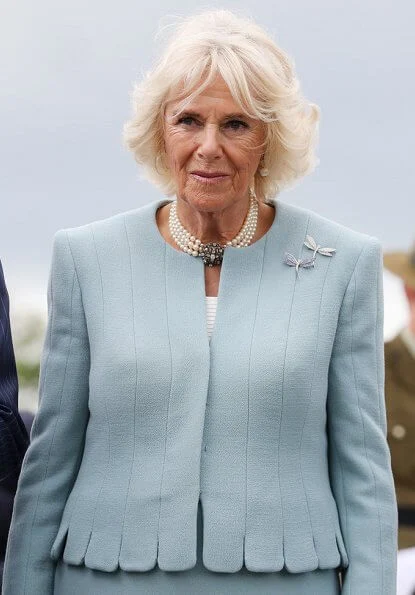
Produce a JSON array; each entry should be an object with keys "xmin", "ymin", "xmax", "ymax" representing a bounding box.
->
[{"xmin": 196, "ymin": 124, "xmax": 223, "ymax": 160}]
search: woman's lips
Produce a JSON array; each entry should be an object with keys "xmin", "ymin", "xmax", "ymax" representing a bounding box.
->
[{"xmin": 190, "ymin": 172, "xmax": 230, "ymax": 184}]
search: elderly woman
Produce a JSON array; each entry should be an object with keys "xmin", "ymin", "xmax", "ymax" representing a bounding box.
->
[{"xmin": 3, "ymin": 9, "xmax": 397, "ymax": 595}]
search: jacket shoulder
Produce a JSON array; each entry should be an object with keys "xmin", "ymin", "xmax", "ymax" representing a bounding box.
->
[
  {"xmin": 48, "ymin": 204, "xmax": 155, "ymax": 278},
  {"xmin": 278, "ymin": 200, "xmax": 380, "ymax": 249},
  {"xmin": 56, "ymin": 204, "xmax": 149, "ymax": 245}
]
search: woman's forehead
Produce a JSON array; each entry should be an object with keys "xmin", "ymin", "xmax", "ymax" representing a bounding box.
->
[{"xmin": 165, "ymin": 77, "xmax": 249, "ymax": 117}]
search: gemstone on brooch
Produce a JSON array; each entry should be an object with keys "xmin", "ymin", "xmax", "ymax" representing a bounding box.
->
[{"xmin": 199, "ymin": 243, "xmax": 225, "ymax": 267}]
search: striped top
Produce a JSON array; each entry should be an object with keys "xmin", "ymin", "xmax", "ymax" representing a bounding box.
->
[{"xmin": 205, "ymin": 296, "xmax": 218, "ymax": 341}]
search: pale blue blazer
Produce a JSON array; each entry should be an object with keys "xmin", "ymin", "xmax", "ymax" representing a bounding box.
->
[{"xmin": 3, "ymin": 197, "xmax": 397, "ymax": 594}]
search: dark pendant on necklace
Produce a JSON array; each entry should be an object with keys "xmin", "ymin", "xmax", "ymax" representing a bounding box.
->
[{"xmin": 199, "ymin": 242, "xmax": 225, "ymax": 267}]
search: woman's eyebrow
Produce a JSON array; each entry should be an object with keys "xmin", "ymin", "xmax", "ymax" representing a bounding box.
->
[
  {"xmin": 223, "ymin": 113, "xmax": 249, "ymax": 120},
  {"xmin": 172, "ymin": 110, "xmax": 202, "ymax": 119},
  {"xmin": 174, "ymin": 110, "xmax": 249, "ymax": 120}
]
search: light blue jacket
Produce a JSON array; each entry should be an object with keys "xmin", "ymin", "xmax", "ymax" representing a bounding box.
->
[{"xmin": 3, "ymin": 197, "xmax": 397, "ymax": 594}]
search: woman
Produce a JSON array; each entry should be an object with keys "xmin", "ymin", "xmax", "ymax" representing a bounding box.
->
[{"xmin": 3, "ymin": 9, "xmax": 397, "ymax": 594}]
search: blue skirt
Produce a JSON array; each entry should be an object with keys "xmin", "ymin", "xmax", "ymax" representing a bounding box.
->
[{"xmin": 53, "ymin": 502, "xmax": 341, "ymax": 594}]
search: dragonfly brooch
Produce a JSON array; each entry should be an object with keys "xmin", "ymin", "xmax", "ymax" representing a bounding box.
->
[
  {"xmin": 284, "ymin": 253, "xmax": 316, "ymax": 276},
  {"xmin": 284, "ymin": 235, "xmax": 336, "ymax": 276},
  {"xmin": 304, "ymin": 235, "xmax": 336, "ymax": 258}
]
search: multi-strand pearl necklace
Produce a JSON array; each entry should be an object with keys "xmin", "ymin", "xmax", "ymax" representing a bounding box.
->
[{"xmin": 168, "ymin": 196, "xmax": 259, "ymax": 267}]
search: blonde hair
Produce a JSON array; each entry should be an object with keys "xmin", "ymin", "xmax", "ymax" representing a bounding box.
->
[{"xmin": 123, "ymin": 9, "xmax": 320, "ymax": 200}]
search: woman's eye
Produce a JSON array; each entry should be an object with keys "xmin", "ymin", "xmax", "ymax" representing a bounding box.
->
[
  {"xmin": 175, "ymin": 117, "xmax": 248, "ymax": 130},
  {"xmin": 177, "ymin": 116, "xmax": 197, "ymax": 126},
  {"xmin": 225, "ymin": 120, "xmax": 249, "ymax": 131}
]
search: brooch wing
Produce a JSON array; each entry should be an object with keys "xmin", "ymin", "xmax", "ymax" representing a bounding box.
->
[
  {"xmin": 304, "ymin": 235, "xmax": 318, "ymax": 252},
  {"xmin": 284, "ymin": 252, "xmax": 315, "ymax": 275},
  {"xmin": 300, "ymin": 257, "xmax": 316, "ymax": 268},
  {"xmin": 316, "ymin": 247, "xmax": 336, "ymax": 256},
  {"xmin": 284, "ymin": 252, "xmax": 300, "ymax": 268},
  {"xmin": 304, "ymin": 235, "xmax": 336, "ymax": 257}
]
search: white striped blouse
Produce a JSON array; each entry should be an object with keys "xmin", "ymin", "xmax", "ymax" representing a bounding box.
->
[{"xmin": 205, "ymin": 296, "xmax": 218, "ymax": 341}]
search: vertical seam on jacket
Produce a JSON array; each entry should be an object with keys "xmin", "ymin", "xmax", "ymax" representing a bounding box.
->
[
  {"xmin": 299, "ymin": 228, "xmax": 341, "ymax": 566},
  {"xmin": 65, "ymin": 231, "xmax": 87, "ymax": 319},
  {"xmin": 57, "ymin": 232, "xmax": 90, "ymax": 553},
  {"xmin": 119, "ymin": 216, "xmax": 139, "ymax": 560},
  {"xmin": 350, "ymin": 242, "xmax": 383, "ymax": 594},
  {"xmin": 278, "ymin": 213, "xmax": 310, "ymax": 561},
  {"xmin": 295, "ymin": 216, "xmax": 317, "ymax": 560},
  {"xmin": 332, "ymin": 439, "xmax": 349, "ymax": 570},
  {"xmin": 88, "ymin": 225, "xmax": 111, "ymax": 546},
  {"xmin": 244, "ymin": 236, "xmax": 266, "ymax": 550},
  {"xmin": 23, "ymin": 247, "xmax": 76, "ymax": 594},
  {"xmin": 157, "ymin": 242, "xmax": 173, "ymax": 560},
  {"xmin": 328, "ymin": 240, "xmax": 366, "ymax": 577}
]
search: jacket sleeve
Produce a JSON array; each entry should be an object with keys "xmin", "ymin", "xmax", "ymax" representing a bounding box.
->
[
  {"xmin": 2, "ymin": 230, "xmax": 90, "ymax": 595},
  {"xmin": 0, "ymin": 260, "xmax": 29, "ymax": 482},
  {"xmin": 327, "ymin": 237, "xmax": 398, "ymax": 595}
]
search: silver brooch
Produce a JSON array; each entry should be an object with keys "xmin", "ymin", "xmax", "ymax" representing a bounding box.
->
[
  {"xmin": 304, "ymin": 235, "xmax": 336, "ymax": 258},
  {"xmin": 284, "ymin": 252, "xmax": 316, "ymax": 276}
]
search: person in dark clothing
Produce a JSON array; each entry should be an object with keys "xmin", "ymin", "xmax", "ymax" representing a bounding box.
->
[{"xmin": 0, "ymin": 260, "xmax": 31, "ymax": 587}]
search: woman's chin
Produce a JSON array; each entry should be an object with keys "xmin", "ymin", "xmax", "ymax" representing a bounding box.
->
[{"xmin": 181, "ymin": 182, "xmax": 233, "ymax": 202}]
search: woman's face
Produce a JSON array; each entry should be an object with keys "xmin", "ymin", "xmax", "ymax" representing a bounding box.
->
[{"xmin": 163, "ymin": 76, "xmax": 266, "ymax": 211}]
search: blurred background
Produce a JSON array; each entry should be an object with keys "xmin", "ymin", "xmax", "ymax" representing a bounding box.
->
[{"xmin": 1, "ymin": 0, "xmax": 414, "ymax": 411}]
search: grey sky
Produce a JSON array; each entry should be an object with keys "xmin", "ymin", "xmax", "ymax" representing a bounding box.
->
[{"xmin": 1, "ymin": 0, "xmax": 414, "ymax": 314}]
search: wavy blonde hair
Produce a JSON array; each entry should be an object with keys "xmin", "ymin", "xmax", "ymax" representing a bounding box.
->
[{"xmin": 123, "ymin": 9, "xmax": 320, "ymax": 200}]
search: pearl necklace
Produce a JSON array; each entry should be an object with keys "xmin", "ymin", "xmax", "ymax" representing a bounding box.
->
[{"xmin": 168, "ymin": 196, "xmax": 259, "ymax": 267}]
